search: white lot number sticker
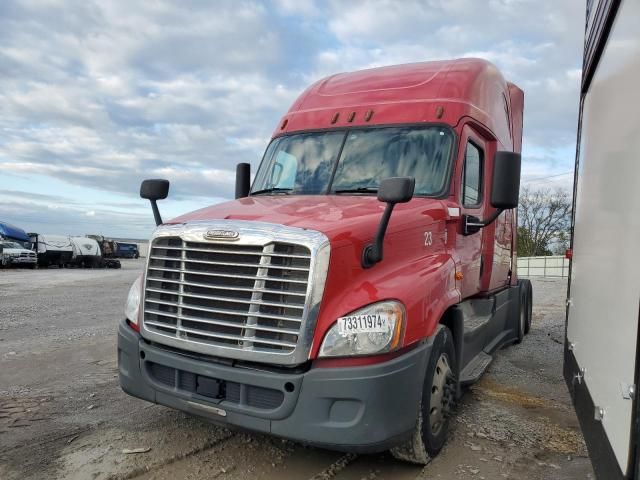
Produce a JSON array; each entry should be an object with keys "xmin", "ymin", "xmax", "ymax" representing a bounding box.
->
[{"xmin": 337, "ymin": 313, "xmax": 392, "ymax": 335}]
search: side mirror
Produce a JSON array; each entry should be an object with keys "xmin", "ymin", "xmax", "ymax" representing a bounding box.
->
[
  {"xmin": 491, "ymin": 151, "xmax": 521, "ymax": 209},
  {"xmin": 140, "ymin": 179, "xmax": 170, "ymax": 226},
  {"xmin": 235, "ymin": 163, "xmax": 251, "ymax": 199},
  {"xmin": 362, "ymin": 177, "xmax": 415, "ymax": 268},
  {"xmin": 140, "ymin": 179, "xmax": 169, "ymax": 201},
  {"xmin": 463, "ymin": 151, "xmax": 521, "ymax": 235},
  {"xmin": 378, "ymin": 176, "xmax": 416, "ymax": 204}
]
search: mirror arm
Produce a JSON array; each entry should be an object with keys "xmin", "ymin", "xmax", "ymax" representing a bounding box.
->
[
  {"xmin": 362, "ymin": 202, "xmax": 395, "ymax": 268},
  {"xmin": 481, "ymin": 207, "xmax": 504, "ymax": 226},
  {"xmin": 464, "ymin": 208, "xmax": 505, "ymax": 235},
  {"xmin": 150, "ymin": 200, "xmax": 163, "ymax": 226}
]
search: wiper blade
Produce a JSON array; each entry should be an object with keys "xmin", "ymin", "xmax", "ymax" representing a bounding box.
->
[
  {"xmin": 334, "ymin": 187, "xmax": 378, "ymax": 194},
  {"xmin": 250, "ymin": 187, "xmax": 293, "ymax": 196}
]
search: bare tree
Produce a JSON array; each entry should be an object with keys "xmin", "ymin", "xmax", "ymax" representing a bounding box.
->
[{"xmin": 517, "ymin": 187, "xmax": 572, "ymax": 257}]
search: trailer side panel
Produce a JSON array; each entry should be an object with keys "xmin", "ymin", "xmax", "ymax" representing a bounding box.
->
[{"xmin": 566, "ymin": 0, "xmax": 640, "ymax": 476}]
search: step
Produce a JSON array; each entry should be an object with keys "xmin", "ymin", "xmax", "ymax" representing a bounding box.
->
[{"xmin": 460, "ymin": 351, "xmax": 493, "ymax": 386}]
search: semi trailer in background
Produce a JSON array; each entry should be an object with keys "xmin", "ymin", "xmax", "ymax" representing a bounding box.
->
[
  {"xmin": 30, "ymin": 234, "xmax": 74, "ymax": 268},
  {"xmin": 564, "ymin": 1, "xmax": 640, "ymax": 478},
  {"xmin": 119, "ymin": 58, "xmax": 531, "ymax": 464}
]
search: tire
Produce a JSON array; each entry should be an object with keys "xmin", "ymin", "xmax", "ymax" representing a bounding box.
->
[
  {"xmin": 524, "ymin": 280, "xmax": 533, "ymax": 334},
  {"xmin": 390, "ymin": 326, "xmax": 457, "ymax": 464},
  {"xmin": 516, "ymin": 279, "xmax": 532, "ymax": 343}
]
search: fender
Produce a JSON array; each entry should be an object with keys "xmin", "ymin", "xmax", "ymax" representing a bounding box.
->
[{"xmin": 309, "ymin": 221, "xmax": 461, "ymax": 359}]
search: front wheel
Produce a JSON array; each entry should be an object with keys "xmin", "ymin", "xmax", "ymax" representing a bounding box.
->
[{"xmin": 390, "ymin": 326, "xmax": 457, "ymax": 465}]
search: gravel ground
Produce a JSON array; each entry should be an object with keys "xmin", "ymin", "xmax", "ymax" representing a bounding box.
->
[{"xmin": 0, "ymin": 262, "xmax": 595, "ymax": 479}]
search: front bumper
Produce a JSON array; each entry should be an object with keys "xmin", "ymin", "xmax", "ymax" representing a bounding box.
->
[
  {"xmin": 6, "ymin": 256, "xmax": 37, "ymax": 265},
  {"xmin": 118, "ymin": 319, "xmax": 432, "ymax": 452}
]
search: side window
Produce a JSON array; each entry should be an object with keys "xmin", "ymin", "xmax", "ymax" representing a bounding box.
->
[{"xmin": 462, "ymin": 142, "xmax": 483, "ymax": 207}]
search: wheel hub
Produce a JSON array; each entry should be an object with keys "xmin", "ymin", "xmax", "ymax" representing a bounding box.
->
[{"xmin": 429, "ymin": 353, "xmax": 455, "ymax": 436}]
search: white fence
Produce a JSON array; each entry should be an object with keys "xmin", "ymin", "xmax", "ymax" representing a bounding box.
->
[{"xmin": 517, "ymin": 256, "xmax": 570, "ymax": 278}]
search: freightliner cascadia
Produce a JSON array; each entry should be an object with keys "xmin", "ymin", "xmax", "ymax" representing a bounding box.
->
[{"xmin": 118, "ymin": 58, "xmax": 531, "ymax": 464}]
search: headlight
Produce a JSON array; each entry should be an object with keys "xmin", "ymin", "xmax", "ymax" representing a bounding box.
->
[
  {"xmin": 125, "ymin": 275, "xmax": 142, "ymax": 327},
  {"xmin": 319, "ymin": 301, "xmax": 406, "ymax": 357}
]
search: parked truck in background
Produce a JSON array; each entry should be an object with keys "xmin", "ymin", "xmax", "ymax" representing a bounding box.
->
[
  {"xmin": 564, "ymin": 1, "xmax": 640, "ymax": 478},
  {"xmin": 0, "ymin": 221, "xmax": 37, "ymax": 268},
  {"xmin": 0, "ymin": 239, "xmax": 37, "ymax": 268},
  {"xmin": 118, "ymin": 58, "xmax": 531, "ymax": 463},
  {"xmin": 115, "ymin": 242, "xmax": 139, "ymax": 259}
]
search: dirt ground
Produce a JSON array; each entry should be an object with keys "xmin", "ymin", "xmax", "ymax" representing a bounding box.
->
[{"xmin": 0, "ymin": 260, "xmax": 595, "ymax": 479}]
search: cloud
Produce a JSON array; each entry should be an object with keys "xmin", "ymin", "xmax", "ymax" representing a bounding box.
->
[
  {"xmin": 318, "ymin": 0, "xmax": 584, "ymax": 149},
  {"xmin": 0, "ymin": 0, "xmax": 584, "ymax": 237},
  {"xmin": 0, "ymin": 193, "xmax": 155, "ymax": 238}
]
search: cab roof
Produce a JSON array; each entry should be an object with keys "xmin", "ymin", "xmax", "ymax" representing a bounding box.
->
[{"xmin": 275, "ymin": 58, "xmax": 523, "ymax": 151}]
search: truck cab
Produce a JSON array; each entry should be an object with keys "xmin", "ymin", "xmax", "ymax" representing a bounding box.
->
[
  {"xmin": 118, "ymin": 58, "xmax": 531, "ymax": 463},
  {"xmin": 0, "ymin": 239, "xmax": 37, "ymax": 269},
  {"xmin": 116, "ymin": 242, "xmax": 140, "ymax": 259},
  {"xmin": 0, "ymin": 222, "xmax": 37, "ymax": 269}
]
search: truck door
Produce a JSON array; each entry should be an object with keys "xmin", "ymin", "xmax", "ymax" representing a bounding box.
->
[
  {"xmin": 488, "ymin": 209, "xmax": 512, "ymax": 291},
  {"xmin": 565, "ymin": 1, "xmax": 640, "ymax": 478},
  {"xmin": 455, "ymin": 125, "xmax": 487, "ymax": 298}
]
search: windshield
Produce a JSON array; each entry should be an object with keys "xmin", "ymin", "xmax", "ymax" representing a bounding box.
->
[
  {"xmin": 1, "ymin": 241, "xmax": 23, "ymax": 249},
  {"xmin": 251, "ymin": 126, "xmax": 453, "ymax": 196}
]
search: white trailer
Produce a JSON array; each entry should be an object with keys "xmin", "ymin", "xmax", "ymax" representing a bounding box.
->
[
  {"xmin": 565, "ymin": 1, "xmax": 640, "ymax": 478},
  {"xmin": 69, "ymin": 236, "xmax": 102, "ymax": 268},
  {"xmin": 32, "ymin": 234, "xmax": 74, "ymax": 267}
]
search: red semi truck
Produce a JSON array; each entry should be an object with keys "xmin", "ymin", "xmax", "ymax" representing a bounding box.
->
[{"xmin": 119, "ymin": 58, "xmax": 531, "ymax": 463}]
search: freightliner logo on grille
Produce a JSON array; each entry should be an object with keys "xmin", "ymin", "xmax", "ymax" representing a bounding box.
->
[{"xmin": 203, "ymin": 230, "xmax": 239, "ymax": 241}]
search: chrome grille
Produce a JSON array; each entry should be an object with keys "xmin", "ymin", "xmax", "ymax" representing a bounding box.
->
[{"xmin": 143, "ymin": 237, "xmax": 312, "ymax": 356}]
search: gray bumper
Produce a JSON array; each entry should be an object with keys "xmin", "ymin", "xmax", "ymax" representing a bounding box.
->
[
  {"xmin": 7, "ymin": 257, "xmax": 36, "ymax": 264},
  {"xmin": 118, "ymin": 320, "xmax": 432, "ymax": 452}
]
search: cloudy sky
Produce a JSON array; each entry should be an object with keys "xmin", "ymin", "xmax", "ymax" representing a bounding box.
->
[{"xmin": 0, "ymin": 0, "xmax": 584, "ymax": 239}]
